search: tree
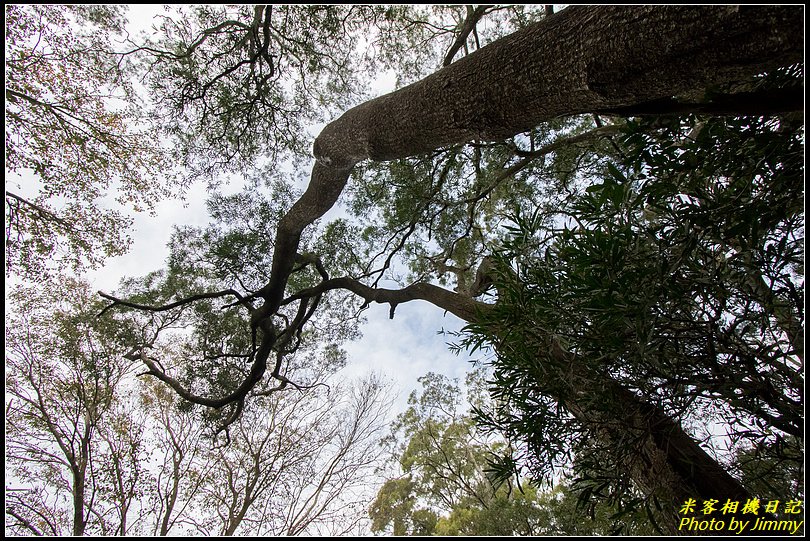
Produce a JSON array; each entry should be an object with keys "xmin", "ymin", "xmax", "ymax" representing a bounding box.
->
[
  {"xmin": 370, "ymin": 371, "xmax": 657, "ymax": 535},
  {"xmin": 5, "ymin": 5, "xmax": 176, "ymax": 280},
  {"xmin": 735, "ymin": 434, "xmax": 803, "ymax": 534},
  {"xmin": 135, "ymin": 379, "xmax": 214, "ymax": 536},
  {"xmin": 370, "ymin": 371, "xmax": 507, "ymax": 535},
  {"xmin": 459, "ymin": 109, "xmax": 804, "ymax": 530},
  {"xmin": 5, "ymin": 277, "xmax": 142, "ymax": 536},
  {"xmin": 129, "ymin": 4, "xmax": 412, "ymax": 181},
  {"xmin": 190, "ymin": 374, "xmax": 392, "ymax": 536},
  {"xmin": 5, "ymin": 276, "xmax": 394, "ymax": 536},
  {"xmin": 106, "ymin": 2, "xmax": 803, "ymax": 418},
  {"xmin": 93, "ymin": 4, "xmax": 803, "ymax": 533}
]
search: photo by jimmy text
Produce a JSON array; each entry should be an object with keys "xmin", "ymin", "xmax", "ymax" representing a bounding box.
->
[{"xmin": 678, "ymin": 498, "xmax": 804, "ymax": 535}]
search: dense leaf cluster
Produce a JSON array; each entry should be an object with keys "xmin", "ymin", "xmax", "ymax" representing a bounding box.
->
[{"xmin": 463, "ymin": 111, "xmax": 804, "ymax": 516}]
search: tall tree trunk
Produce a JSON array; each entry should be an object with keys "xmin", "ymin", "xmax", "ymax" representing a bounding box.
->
[
  {"xmin": 542, "ymin": 339, "xmax": 753, "ymax": 534},
  {"xmin": 262, "ymin": 5, "xmax": 803, "ymax": 313},
  {"xmin": 267, "ymin": 6, "xmax": 801, "ymax": 516},
  {"xmin": 72, "ymin": 465, "xmax": 87, "ymax": 536}
]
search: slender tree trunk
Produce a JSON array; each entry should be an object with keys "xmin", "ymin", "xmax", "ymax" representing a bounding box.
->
[
  {"xmin": 159, "ymin": 476, "xmax": 179, "ymax": 536},
  {"xmin": 72, "ymin": 465, "xmax": 86, "ymax": 536}
]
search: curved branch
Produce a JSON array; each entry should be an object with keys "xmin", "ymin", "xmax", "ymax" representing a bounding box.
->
[
  {"xmin": 6, "ymin": 504, "xmax": 46, "ymax": 536},
  {"xmin": 285, "ymin": 277, "xmax": 492, "ymax": 323},
  {"xmin": 121, "ymin": 19, "xmax": 252, "ymax": 60},
  {"xmin": 254, "ymin": 4, "xmax": 801, "ymax": 347},
  {"xmin": 111, "ymin": 6, "xmax": 803, "ymax": 455},
  {"xmin": 213, "ymin": 399, "xmax": 244, "ymax": 443},
  {"xmin": 127, "ymin": 330, "xmax": 272, "ymax": 411},
  {"xmin": 254, "ymin": 161, "xmax": 354, "ymax": 314},
  {"xmin": 6, "ymin": 191, "xmax": 75, "ymax": 230},
  {"xmin": 460, "ymin": 124, "xmax": 623, "ymax": 208}
]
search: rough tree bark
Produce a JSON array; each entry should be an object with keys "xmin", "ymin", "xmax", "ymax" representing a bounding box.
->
[
  {"xmin": 271, "ymin": 4, "xmax": 800, "ymax": 526},
  {"xmin": 112, "ymin": 4, "xmax": 803, "ymax": 529},
  {"xmin": 539, "ymin": 339, "xmax": 757, "ymax": 534},
  {"xmin": 313, "ymin": 4, "xmax": 801, "ymax": 165},
  {"xmin": 266, "ymin": 4, "xmax": 803, "ymax": 314}
]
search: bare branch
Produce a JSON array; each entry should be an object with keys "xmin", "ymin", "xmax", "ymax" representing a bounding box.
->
[
  {"xmin": 6, "ymin": 191, "xmax": 76, "ymax": 230},
  {"xmin": 284, "ymin": 277, "xmax": 492, "ymax": 323},
  {"xmin": 98, "ymin": 289, "xmax": 253, "ymax": 318}
]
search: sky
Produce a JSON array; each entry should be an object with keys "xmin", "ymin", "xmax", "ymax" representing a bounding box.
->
[
  {"xmin": 90, "ymin": 203, "xmax": 477, "ymax": 416},
  {"xmin": 84, "ymin": 5, "xmax": 479, "ymax": 417}
]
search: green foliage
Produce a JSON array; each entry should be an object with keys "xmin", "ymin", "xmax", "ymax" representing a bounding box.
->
[
  {"xmin": 370, "ymin": 371, "xmax": 534, "ymax": 535},
  {"xmin": 735, "ymin": 435, "xmax": 804, "ymax": 505},
  {"xmin": 731, "ymin": 435, "xmax": 805, "ymax": 536},
  {"xmin": 461, "ymin": 111, "xmax": 804, "ymax": 515},
  {"xmin": 370, "ymin": 5, "xmax": 547, "ymax": 87},
  {"xmin": 344, "ymin": 114, "xmax": 603, "ymax": 290},
  {"xmin": 8, "ymin": 6, "xmax": 803, "ymax": 535},
  {"xmin": 104, "ymin": 175, "xmax": 366, "ymax": 428},
  {"xmin": 369, "ymin": 477, "xmax": 421, "ymax": 535},
  {"xmin": 138, "ymin": 5, "xmax": 389, "ymax": 179},
  {"xmin": 371, "ymin": 371, "xmax": 657, "ymax": 535}
]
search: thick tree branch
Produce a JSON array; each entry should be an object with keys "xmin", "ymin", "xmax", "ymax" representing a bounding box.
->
[
  {"xmin": 261, "ymin": 5, "xmax": 801, "ymax": 336},
  {"xmin": 209, "ymin": 6, "xmax": 804, "ymax": 438},
  {"xmin": 313, "ymin": 6, "xmax": 802, "ymax": 165},
  {"xmin": 255, "ymin": 162, "xmax": 354, "ymax": 315},
  {"xmin": 104, "ymin": 8, "xmax": 802, "ymax": 468},
  {"xmin": 285, "ymin": 277, "xmax": 492, "ymax": 323},
  {"xmin": 126, "ymin": 337, "xmax": 271, "ymax": 412}
]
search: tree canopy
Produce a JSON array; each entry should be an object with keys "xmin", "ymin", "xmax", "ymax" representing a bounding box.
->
[
  {"xmin": 5, "ymin": 5, "xmax": 178, "ymax": 279},
  {"xmin": 5, "ymin": 4, "xmax": 804, "ymax": 536},
  {"xmin": 369, "ymin": 371, "xmax": 658, "ymax": 535},
  {"xmin": 5, "ymin": 275, "xmax": 393, "ymax": 536},
  {"xmin": 459, "ymin": 110, "xmax": 804, "ymax": 527}
]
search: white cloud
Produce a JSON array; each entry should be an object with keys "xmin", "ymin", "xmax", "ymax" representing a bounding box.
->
[{"xmin": 342, "ymin": 301, "xmax": 477, "ymax": 415}]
